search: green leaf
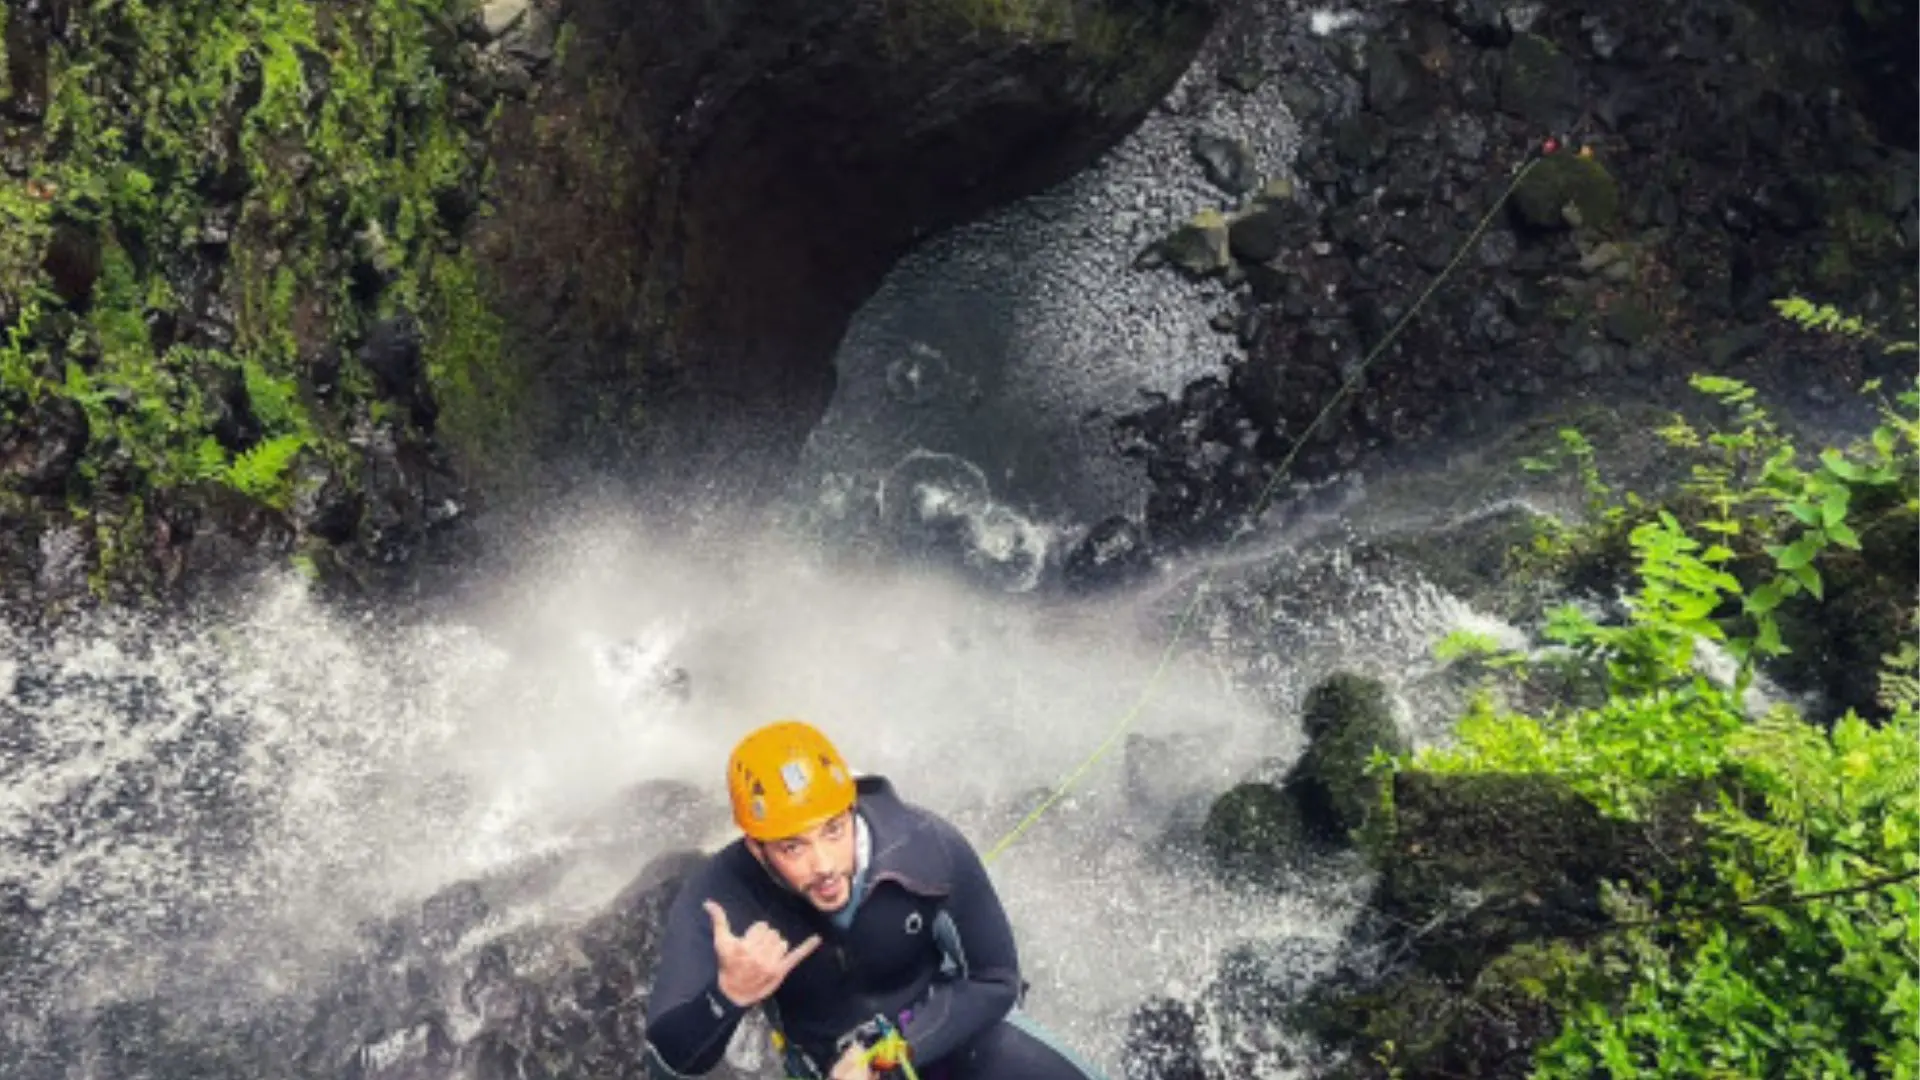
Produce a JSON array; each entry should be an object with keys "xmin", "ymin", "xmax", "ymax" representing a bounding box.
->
[
  {"xmin": 1745, "ymin": 582, "xmax": 1785, "ymax": 616},
  {"xmin": 1827, "ymin": 521, "xmax": 1863, "ymax": 551},
  {"xmin": 1774, "ymin": 535, "xmax": 1821, "ymax": 571},
  {"xmin": 1821, "ymin": 448, "xmax": 1868, "ymax": 481},
  {"xmin": 1821, "ymin": 487, "xmax": 1850, "ymax": 529},
  {"xmin": 1790, "ymin": 563, "xmax": 1824, "ymax": 600},
  {"xmin": 1786, "ymin": 501, "xmax": 1823, "ymax": 527}
]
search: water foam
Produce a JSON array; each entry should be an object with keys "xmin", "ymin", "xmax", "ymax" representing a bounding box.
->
[{"xmin": 1, "ymin": 499, "xmax": 1498, "ymax": 1076}]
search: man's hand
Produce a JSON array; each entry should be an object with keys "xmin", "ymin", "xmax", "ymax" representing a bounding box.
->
[
  {"xmin": 829, "ymin": 1043, "xmax": 873, "ymax": 1080},
  {"xmin": 704, "ymin": 900, "xmax": 821, "ymax": 1007}
]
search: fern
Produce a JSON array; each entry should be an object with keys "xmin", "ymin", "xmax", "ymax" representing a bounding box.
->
[
  {"xmin": 1772, "ymin": 295, "xmax": 1876, "ymax": 340},
  {"xmin": 240, "ymin": 357, "xmax": 310, "ymax": 436},
  {"xmin": 1773, "ymin": 293, "xmax": 1918, "ymax": 354},
  {"xmin": 189, "ymin": 435, "xmax": 227, "ymax": 483},
  {"xmin": 1880, "ymin": 635, "xmax": 1920, "ymax": 715},
  {"xmin": 224, "ymin": 433, "xmax": 306, "ymax": 507}
]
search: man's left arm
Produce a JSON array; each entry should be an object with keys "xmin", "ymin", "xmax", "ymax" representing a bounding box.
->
[{"xmin": 896, "ymin": 821, "xmax": 1022, "ymax": 1066}]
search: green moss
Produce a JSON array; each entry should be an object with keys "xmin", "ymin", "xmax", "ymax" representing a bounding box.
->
[
  {"xmin": 1295, "ymin": 672, "xmax": 1404, "ymax": 839},
  {"xmin": 1514, "ymin": 154, "xmax": 1621, "ymax": 233},
  {"xmin": 0, "ymin": 0, "xmax": 498, "ymax": 590},
  {"xmin": 550, "ymin": 18, "xmax": 578, "ymax": 68},
  {"xmin": 0, "ymin": 178, "xmax": 53, "ymax": 313},
  {"xmin": 1292, "ymin": 947, "xmax": 1572, "ymax": 1080},
  {"xmin": 1202, "ymin": 781, "xmax": 1307, "ymax": 880},
  {"xmin": 83, "ymin": 495, "xmax": 148, "ymax": 599},
  {"xmin": 420, "ymin": 252, "xmax": 535, "ymax": 480},
  {"xmin": 1812, "ymin": 203, "xmax": 1898, "ymax": 293},
  {"xmin": 918, "ymin": 0, "xmax": 1074, "ymax": 41}
]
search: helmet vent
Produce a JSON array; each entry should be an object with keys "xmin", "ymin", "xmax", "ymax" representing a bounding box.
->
[{"xmin": 779, "ymin": 759, "xmax": 810, "ymax": 794}]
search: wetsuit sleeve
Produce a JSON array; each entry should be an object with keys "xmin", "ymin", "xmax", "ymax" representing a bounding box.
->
[
  {"xmin": 642, "ymin": 871, "xmax": 754, "ymax": 1077},
  {"xmin": 899, "ymin": 823, "xmax": 1022, "ymax": 1066}
]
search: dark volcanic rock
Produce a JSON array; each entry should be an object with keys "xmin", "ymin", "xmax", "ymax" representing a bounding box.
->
[
  {"xmin": 473, "ymin": 0, "xmax": 1218, "ymax": 494},
  {"xmin": 1115, "ymin": 0, "xmax": 1915, "ymax": 554}
]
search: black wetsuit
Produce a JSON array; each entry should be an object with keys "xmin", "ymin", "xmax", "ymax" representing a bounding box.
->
[{"xmin": 643, "ymin": 776, "xmax": 1107, "ymax": 1079}]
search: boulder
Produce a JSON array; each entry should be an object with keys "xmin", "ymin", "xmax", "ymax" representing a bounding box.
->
[
  {"xmin": 1291, "ymin": 672, "xmax": 1405, "ymax": 843},
  {"xmin": 1201, "ymin": 780, "xmax": 1310, "ymax": 882},
  {"xmin": 1148, "ymin": 210, "xmax": 1233, "ymax": 279},
  {"xmin": 1511, "ymin": 153, "xmax": 1621, "ymax": 233}
]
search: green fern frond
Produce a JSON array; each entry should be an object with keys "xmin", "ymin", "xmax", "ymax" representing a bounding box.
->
[
  {"xmin": 1772, "ymin": 295, "xmax": 1875, "ymax": 340},
  {"xmin": 192, "ymin": 435, "xmax": 228, "ymax": 482},
  {"xmin": 224, "ymin": 433, "xmax": 305, "ymax": 507},
  {"xmin": 241, "ymin": 357, "xmax": 310, "ymax": 435},
  {"xmin": 1878, "ymin": 636, "xmax": 1920, "ymax": 714}
]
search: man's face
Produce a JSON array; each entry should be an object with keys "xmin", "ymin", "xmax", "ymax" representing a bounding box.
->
[{"xmin": 752, "ymin": 809, "xmax": 857, "ymax": 912}]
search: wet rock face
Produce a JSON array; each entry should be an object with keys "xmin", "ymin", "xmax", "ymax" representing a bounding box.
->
[
  {"xmin": 473, "ymin": 0, "xmax": 1218, "ymax": 493},
  {"xmin": 3, "ymin": 847, "xmax": 739, "ymax": 1080},
  {"xmin": 1113, "ymin": 0, "xmax": 1917, "ymax": 554}
]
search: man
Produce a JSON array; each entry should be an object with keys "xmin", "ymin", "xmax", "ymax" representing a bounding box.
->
[{"xmin": 643, "ymin": 718, "xmax": 1110, "ymax": 1080}]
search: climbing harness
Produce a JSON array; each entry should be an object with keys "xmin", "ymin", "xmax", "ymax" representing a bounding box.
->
[
  {"xmin": 978, "ymin": 145, "xmax": 1552, "ymax": 867},
  {"xmin": 849, "ymin": 1017, "xmax": 918, "ymax": 1079},
  {"xmin": 774, "ymin": 1013, "xmax": 920, "ymax": 1080}
]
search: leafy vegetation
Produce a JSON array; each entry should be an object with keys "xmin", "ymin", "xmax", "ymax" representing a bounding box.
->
[
  {"xmin": 0, "ymin": 0, "xmax": 501, "ymax": 589},
  {"xmin": 1385, "ymin": 301, "xmax": 1918, "ymax": 1077},
  {"xmin": 1510, "ymin": 299, "xmax": 1917, "ymax": 709}
]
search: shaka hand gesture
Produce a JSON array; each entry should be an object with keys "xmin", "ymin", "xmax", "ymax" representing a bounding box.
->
[{"xmin": 704, "ymin": 899, "xmax": 822, "ymax": 1007}]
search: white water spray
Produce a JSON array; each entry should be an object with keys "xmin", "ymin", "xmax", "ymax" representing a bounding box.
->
[{"xmin": 0, "ymin": 492, "xmax": 1503, "ymax": 1077}]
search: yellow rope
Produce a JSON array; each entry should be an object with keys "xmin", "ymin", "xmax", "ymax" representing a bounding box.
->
[{"xmin": 980, "ymin": 154, "xmax": 1545, "ymax": 867}]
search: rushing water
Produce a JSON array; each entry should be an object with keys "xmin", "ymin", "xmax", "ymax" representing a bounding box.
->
[{"xmin": 0, "ymin": 482, "xmax": 1509, "ymax": 1077}]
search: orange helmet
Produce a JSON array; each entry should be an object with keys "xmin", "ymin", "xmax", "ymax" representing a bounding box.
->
[{"xmin": 727, "ymin": 719, "xmax": 857, "ymax": 841}]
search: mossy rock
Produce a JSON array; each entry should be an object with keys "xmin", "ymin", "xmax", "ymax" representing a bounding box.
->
[
  {"xmin": 1512, "ymin": 153, "xmax": 1621, "ymax": 232},
  {"xmin": 1288, "ymin": 970, "xmax": 1459, "ymax": 1078},
  {"xmin": 1602, "ymin": 299, "xmax": 1662, "ymax": 345},
  {"xmin": 1151, "ymin": 209, "xmax": 1232, "ymax": 279},
  {"xmin": 1378, "ymin": 770, "xmax": 1711, "ymax": 977},
  {"xmin": 1201, "ymin": 780, "xmax": 1309, "ymax": 881},
  {"xmin": 1807, "ymin": 193, "xmax": 1906, "ymax": 295},
  {"xmin": 1292, "ymin": 672, "xmax": 1405, "ymax": 842},
  {"xmin": 1370, "ymin": 505, "xmax": 1546, "ymax": 618},
  {"xmin": 1287, "ymin": 946, "xmax": 1568, "ymax": 1080}
]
